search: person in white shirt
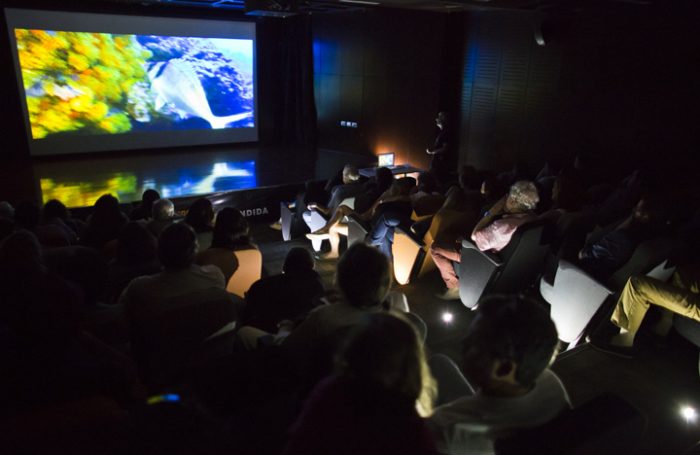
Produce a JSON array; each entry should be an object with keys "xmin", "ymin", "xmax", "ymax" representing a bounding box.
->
[{"xmin": 428, "ymin": 294, "xmax": 570, "ymax": 454}]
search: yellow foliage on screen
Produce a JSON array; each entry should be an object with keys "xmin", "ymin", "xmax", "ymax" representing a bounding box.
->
[{"xmin": 14, "ymin": 29, "xmax": 152, "ymax": 139}]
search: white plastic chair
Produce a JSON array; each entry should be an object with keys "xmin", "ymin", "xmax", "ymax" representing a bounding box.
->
[{"xmin": 540, "ymin": 260, "xmax": 613, "ymax": 349}]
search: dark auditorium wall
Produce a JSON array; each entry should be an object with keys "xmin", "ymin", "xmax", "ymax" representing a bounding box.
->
[
  {"xmin": 312, "ymin": 10, "xmax": 464, "ymax": 171},
  {"xmin": 457, "ymin": 5, "xmax": 700, "ymax": 177},
  {"xmin": 456, "ymin": 11, "xmax": 561, "ymax": 172}
]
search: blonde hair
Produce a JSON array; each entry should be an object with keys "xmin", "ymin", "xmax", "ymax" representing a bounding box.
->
[
  {"xmin": 335, "ymin": 311, "xmax": 437, "ymax": 416},
  {"xmin": 508, "ymin": 180, "xmax": 539, "ymax": 212}
]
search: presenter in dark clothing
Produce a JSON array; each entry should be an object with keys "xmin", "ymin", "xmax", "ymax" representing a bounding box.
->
[{"xmin": 426, "ymin": 112, "xmax": 449, "ymax": 182}]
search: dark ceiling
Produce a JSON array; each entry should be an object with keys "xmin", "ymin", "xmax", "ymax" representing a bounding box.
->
[{"xmin": 91, "ymin": 0, "xmax": 655, "ymax": 15}]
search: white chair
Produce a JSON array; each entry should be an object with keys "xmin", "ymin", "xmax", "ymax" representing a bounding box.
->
[
  {"xmin": 280, "ymin": 202, "xmax": 294, "ymax": 241},
  {"xmin": 645, "ymin": 259, "xmax": 676, "ymax": 282},
  {"xmin": 542, "ymin": 258, "xmax": 676, "ymax": 349},
  {"xmin": 540, "ymin": 260, "xmax": 614, "ymax": 349},
  {"xmin": 303, "ymin": 210, "xmax": 328, "ymax": 251},
  {"xmin": 303, "ymin": 197, "xmax": 355, "ymax": 251}
]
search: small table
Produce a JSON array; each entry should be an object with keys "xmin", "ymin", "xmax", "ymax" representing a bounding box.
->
[{"xmin": 359, "ymin": 164, "xmax": 423, "ymax": 178}]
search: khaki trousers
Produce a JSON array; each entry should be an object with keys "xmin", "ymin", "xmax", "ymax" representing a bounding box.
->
[{"xmin": 611, "ymin": 267, "xmax": 700, "ymax": 336}]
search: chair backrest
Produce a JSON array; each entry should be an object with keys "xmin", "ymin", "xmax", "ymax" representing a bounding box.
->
[
  {"xmin": 607, "ymin": 236, "xmax": 677, "ymax": 291},
  {"xmin": 458, "ymin": 222, "xmax": 551, "ymax": 309},
  {"xmin": 541, "ymin": 260, "xmax": 613, "ymax": 344},
  {"xmin": 346, "ymin": 215, "xmax": 368, "ymax": 248},
  {"xmin": 412, "ymin": 194, "xmax": 446, "ymax": 219},
  {"xmin": 280, "ymin": 202, "xmax": 293, "ymax": 241},
  {"xmin": 196, "ymin": 230, "xmax": 213, "ymax": 250},
  {"xmin": 491, "ymin": 221, "xmax": 553, "ymax": 293},
  {"xmin": 458, "ymin": 242, "xmax": 502, "ymax": 309},
  {"xmin": 391, "ymin": 226, "xmax": 425, "ymax": 285},
  {"xmin": 227, "ymin": 248, "xmax": 263, "ymax": 298},
  {"xmin": 674, "ymin": 315, "xmax": 700, "ymax": 348},
  {"xmin": 304, "ymin": 210, "xmax": 328, "ymax": 251},
  {"xmin": 645, "ymin": 259, "xmax": 676, "ymax": 283},
  {"xmin": 195, "ymin": 248, "xmax": 239, "ymax": 283},
  {"xmin": 495, "ymin": 394, "xmax": 646, "ymax": 455},
  {"xmin": 129, "ymin": 287, "xmax": 237, "ymax": 389},
  {"xmin": 338, "ymin": 196, "xmax": 355, "ymax": 210}
]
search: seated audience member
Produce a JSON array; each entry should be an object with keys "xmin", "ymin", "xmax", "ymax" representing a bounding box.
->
[
  {"xmin": 364, "ymin": 177, "xmax": 417, "ymax": 259},
  {"xmin": 283, "ymin": 312, "xmax": 438, "ymax": 455},
  {"xmin": 0, "ymin": 218, "xmax": 13, "ymax": 242},
  {"xmin": 349, "ymin": 166, "xmax": 395, "ymax": 216},
  {"xmin": 237, "ymin": 243, "xmax": 391, "ymax": 355},
  {"xmin": 13, "ymin": 201, "xmax": 40, "ymax": 231},
  {"xmin": 590, "ymin": 265, "xmax": 700, "ymax": 353},
  {"xmin": 431, "ymin": 181, "xmax": 540, "ymax": 300},
  {"xmin": 146, "ymin": 198, "xmax": 176, "ymax": 238},
  {"xmin": 442, "ymin": 167, "xmax": 486, "ymax": 213},
  {"xmin": 106, "ymin": 222, "xmax": 161, "ymax": 305},
  {"xmin": 282, "ymin": 244, "xmax": 391, "ymax": 353},
  {"xmin": 418, "ymin": 168, "xmax": 486, "ymax": 244},
  {"xmin": 15, "ymin": 200, "xmax": 72, "ymax": 248},
  {"xmin": 119, "ymin": 223, "xmax": 225, "ymax": 321},
  {"xmin": 82, "ymin": 194, "xmax": 128, "ymax": 250},
  {"xmin": 578, "ymin": 196, "xmax": 666, "ymax": 282},
  {"xmin": 538, "ymin": 173, "xmax": 584, "ymax": 222},
  {"xmin": 0, "ymin": 201, "xmax": 14, "ymax": 220},
  {"xmin": 42, "ymin": 199, "xmax": 79, "ymax": 244},
  {"xmin": 411, "ymin": 172, "xmax": 440, "ymax": 200},
  {"xmin": 212, "ymin": 207, "xmax": 254, "ymax": 251},
  {"xmin": 129, "ymin": 189, "xmax": 160, "ymax": 221},
  {"xmin": 184, "ymin": 198, "xmax": 215, "ymax": 250},
  {"xmin": 194, "ymin": 207, "xmax": 253, "ymax": 283},
  {"xmin": 0, "ymin": 230, "xmax": 142, "ymax": 409},
  {"xmin": 241, "ymin": 247, "xmax": 324, "ymax": 333},
  {"xmin": 429, "ymin": 294, "xmax": 570, "ymax": 454},
  {"xmin": 305, "ymin": 168, "xmax": 395, "ymax": 259},
  {"xmin": 477, "ymin": 174, "xmax": 505, "ymax": 218},
  {"xmin": 593, "ymin": 169, "xmax": 645, "ymax": 228},
  {"xmin": 304, "ymin": 164, "xmax": 365, "ymax": 223}
]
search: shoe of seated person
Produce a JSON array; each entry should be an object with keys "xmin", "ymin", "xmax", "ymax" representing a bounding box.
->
[
  {"xmin": 314, "ymin": 251, "xmax": 339, "ymax": 261},
  {"xmin": 306, "ymin": 231, "xmax": 330, "ymax": 241},
  {"xmin": 435, "ymin": 287, "xmax": 460, "ymax": 301}
]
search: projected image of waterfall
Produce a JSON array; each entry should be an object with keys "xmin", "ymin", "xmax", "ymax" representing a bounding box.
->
[{"xmin": 14, "ymin": 30, "xmax": 255, "ymax": 139}]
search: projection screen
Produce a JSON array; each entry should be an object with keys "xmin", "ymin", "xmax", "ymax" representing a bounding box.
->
[{"xmin": 5, "ymin": 8, "xmax": 258, "ymax": 156}]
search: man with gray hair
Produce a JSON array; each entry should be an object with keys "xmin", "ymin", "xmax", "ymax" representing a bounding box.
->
[
  {"xmin": 307, "ymin": 164, "xmax": 363, "ymax": 217},
  {"xmin": 303, "ymin": 164, "xmax": 365, "ymax": 235},
  {"xmin": 431, "ymin": 180, "xmax": 540, "ymax": 300},
  {"xmin": 147, "ymin": 198, "xmax": 176, "ymax": 238}
]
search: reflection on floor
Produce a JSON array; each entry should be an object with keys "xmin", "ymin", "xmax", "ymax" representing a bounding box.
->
[{"xmin": 31, "ymin": 145, "xmax": 314, "ymax": 208}]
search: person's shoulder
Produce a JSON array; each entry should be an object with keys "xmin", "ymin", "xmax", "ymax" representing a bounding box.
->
[
  {"xmin": 190, "ymin": 263, "xmax": 226, "ymax": 285},
  {"xmin": 532, "ymin": 369, "xmax": 571, "ymax": 408},
  {"xmin": 250, "ymin": 273, "xmax": 284, "ymax": 292}
]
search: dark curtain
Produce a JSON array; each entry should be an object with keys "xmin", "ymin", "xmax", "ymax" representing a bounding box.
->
[{"xmin": 257, "ymin": 14, "xmax": 317, "ymax": 149}]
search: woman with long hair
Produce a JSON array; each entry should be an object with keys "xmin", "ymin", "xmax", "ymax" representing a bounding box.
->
[{"xmin": 283, "ymin": 311, "xmax": 439, "ymax": 455}]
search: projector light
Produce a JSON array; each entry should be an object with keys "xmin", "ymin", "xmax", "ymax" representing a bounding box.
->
[
  {"xmin": 441, "ymin": 311, "xmax": 454, "ymax": 324},
  {"xmin": 681, "ymin": 406, "xmax": 697, "ymax": 423}
]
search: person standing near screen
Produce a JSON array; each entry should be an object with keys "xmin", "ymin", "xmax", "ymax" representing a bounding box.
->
[{"xmin": 426, "ymin": 112, "xmax": 449, "ymax": 182}]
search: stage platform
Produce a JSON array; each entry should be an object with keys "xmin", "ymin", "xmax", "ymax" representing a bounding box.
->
[{"xmin": 2, "ymin": 144, "xmax": 384, "ymax": 222}]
